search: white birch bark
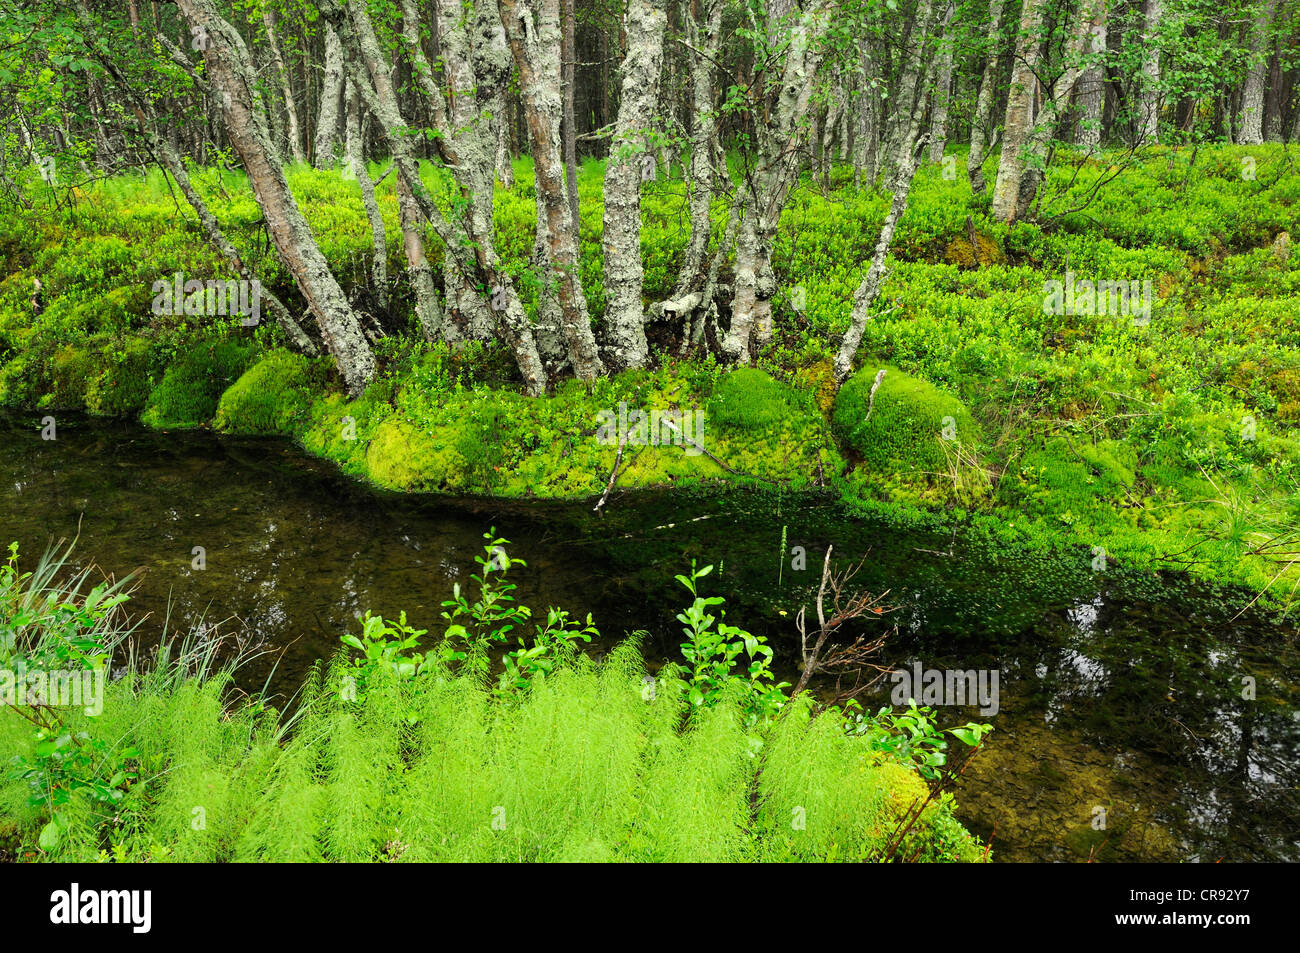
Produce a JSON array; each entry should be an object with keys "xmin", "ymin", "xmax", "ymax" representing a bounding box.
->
[
  {"xmin": 500, "ymin": 0, "xmax": 606, "ymax": 379},
  {"xmin": 315, "ymin": 25, "xmax": 345, "ymax": 167},
  {"xmin": 176, "ymin": 0, "xmax": 376, "ymax": 394},
  {"xmin": 990, "ymin": 0, "xmax": 1045, "ymax": 221},
  {"xmin": 967, "ymin": 0, "xmax": 1005, "ymax": 195},
  {"xmin": 1139, "ymin": 0, "xmax": 1163, "ymax": 144},
  {"xmin": 1239, "ymin": 0, "xmax": 1280, "ymax": 145},
  {"xmin": 601, "ymin": 0, "xmax": 667, "ymax": 371}
]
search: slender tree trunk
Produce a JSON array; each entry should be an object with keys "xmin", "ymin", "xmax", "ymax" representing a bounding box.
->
[
  {"xmin": 320, "ymin": 0, "xmax": 548, "ymax": 394},
  {"xmin": 1239, "ymin": 0, "xmax": 1280, "ymax": 144},
  {"xmin": 854, "ymin": 40, "xmax": 882, "ymax": 189},
  {"xmin": 1075, "ymin": 5, "xmax": 1106, "ymax": 147},
  {"xmin": 928, "ymin": 19, "xmax": 955, "ymax": 164},
  {"xmin": 262, "ymin": 7, "xmax": 305, "ymax": 163},
  {"xmin": 882, "ymin": 0, "xmax": 936, "ymax": 184},
  {"xmin": 722, "ymin": 2, "xmax": 833, "ymax": 364},
  {"xmin": 967, "ymin": 0, "xmax": 1005, "ymax": 194},
  {"xmin": 601, "ymin": 0, "xmax": 667, "ymax": 371},
  {"xmin": 561, "ymin": 0, "xmax": 580, "ymax": 224},
  {"xmin": 394, "ymin": 172, "xmax": 446, "ymax": 345},
  {"xmin": 315, "ymin": 25, "xmax": 345, "ymax": 167},
  {"xmin": 176, "ymin": 0, "xmax": 376, "ymax": 394},
  {"xmin": 991, "ymin": 0, "xmax": 1045, "ymax": 221},
  {"xmin": 997, "ymin": 0, "xmax": 1106, "ymax": 220},
  {"xmin": 834, "ymin": 142, "xmax": 922, "ymax": 381},
  {"xmin": 1139, "ymin": 0, "xmax": 1163, "ymax": 144},
  {"xmin": 501, "ymin": 0, "xmax": 605, "ymax": 379},
  {"xmin": 666, "ymin": 0, "xmax": 723, "ymax": 305},
  {"xmin": 132, "ymin": 105, "xmax": 317, "ymax": 354},
  {"xmin": 346, "ymin": 85, "xmax": 388, "ymax": 316}
]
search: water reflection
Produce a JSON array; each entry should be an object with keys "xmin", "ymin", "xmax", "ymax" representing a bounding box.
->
[{"xmin": 1, "ymin": 413, "xmax": 1297, "ymax": 862}]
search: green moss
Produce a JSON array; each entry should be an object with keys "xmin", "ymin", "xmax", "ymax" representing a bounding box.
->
[
  {"xmin": 833, "ymin": 365, "xmax": 979, "ymax": 475},
  {"xmin": 707, "ymin": 367, "xmax": 798, "ymax": 431},
  {"xmin": 214, "ymin": 349, "xmax": 323, "ymax": 435},
  {"xmin": 86, "ymin": 338, "xmax": 156, "ymax": 417},
  {"xmin": 48, "ymin": 345, "xmax": 102, "ymax": 408},
  {"xmin": 365, "ymin": 417, "xmax": 469, "ymax": 492},
  {"xmin": 142, "ymin": 339, "xmax": 255, "ymax": 429}
]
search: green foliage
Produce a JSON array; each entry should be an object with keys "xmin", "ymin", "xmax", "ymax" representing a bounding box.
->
[
  {"xmin": 214, "ymin": 349, "xmax": 323, "ymax": 435},
  {"xmin": 834, "ymin": 365, "xmax": 979, "ymax": 474},
  {"xmin": 85, "ymin": 337, "xmax": 155, "ymax": 417},
  {"xmin": 0, "ymin": 538, "xmax": 986, "ymax": 862},
  {"xmin": 0, "ymin": 543, "xmax": 138, "ymax": 853},
  {"xmin": 674, "ymin": 561, "xmax": 788, "ymax": 726},
  {"xmin": 142, "ymin": 339, "xmax": 255, "ymax": 429}
]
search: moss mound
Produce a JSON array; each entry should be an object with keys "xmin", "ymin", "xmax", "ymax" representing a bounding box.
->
[
  {"xmin": 86, "ymin": 338, "xmax": 155, "ymax": 417},
  {"xmin": 707, "ymin": 367, "xmax": 801, "ymax": 431},
  {"xmin": 48, "ymin": 345, "xmax": 102, "ymax": 408},
  {"xmin": 944, "ymin": 231, "xmax": 1006, "ymax": 267},
  {"xmin": 833, "ymin": 366, "xmax": 979, "ymax": 474},
  {"xmin": 214, "ymin": 349, "xmax": 323, "ymax": 435},
  {"xmin": 365, "ymin": 417, "xmax": 471, "ymax": 492},
  {"xmin": 142, "ymin": 339, "xmax": 255, "ymax": 429}
]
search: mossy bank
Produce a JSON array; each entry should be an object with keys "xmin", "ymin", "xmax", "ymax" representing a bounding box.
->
[{"xmin": 3, "ymin": 147, "xmax": 1298, "ymax": 615}]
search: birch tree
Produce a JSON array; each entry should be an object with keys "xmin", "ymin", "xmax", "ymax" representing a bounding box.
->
[
  {"xmin": 1139, "ymin": 0, "xmax": 1164, "ymax": 143},
  {"xmin": 500, "ymin": 0, "xmax": 606, "ymax": 380},
  {"xmin": 175, "ymin": 0, "xmax": 377, "ymax": 394},
  {"xmin": 314, "ymin": 24, "xmax": 344, "ymax": 167},
  {"xmin": 992, "ymin": 0, "xmax": 1107, "ymax": 221},
  {"xmin": 318, "ymin": 0, "xmax": 549, "ymax": 395},
  {"xmin": 722, "ymin": 0, "xmax": 835, "ymax": 364},
  {"xmin": 1239, "ymin": 0, "xmax": 1280, "ymax": 144},
  {"xmin": 601, "ymin": 0, "xmax": 667, "ymax": 371},
  {"xmin": 967, "ymin": 0, "xmax": 1005, "ymax": 194}
]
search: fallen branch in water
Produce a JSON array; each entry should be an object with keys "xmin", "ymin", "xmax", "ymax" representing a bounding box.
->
[{"xmin": 592, "ymin": 432, "xmax": 627, "ymax": 514}]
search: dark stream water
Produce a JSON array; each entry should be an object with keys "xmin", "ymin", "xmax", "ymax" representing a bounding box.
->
[{"xmin": 2, "ymin": 413, "xmax": 1297, "ymax": 862}]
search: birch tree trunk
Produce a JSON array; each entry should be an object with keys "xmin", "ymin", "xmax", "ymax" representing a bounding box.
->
[
  {"xmin": 346, "ymin": 85, "xmax": 388, "ymax": 315},
  {"xmin": 665, "ymin": 0, "xmax": 723, "ymax": 306},
  {"xmin": 1074, "ymin": 5, "xmax": 1107, "ymax": 148},
  {"xmin": 834, "ymin": 142, "xmax": 922, "ymax": 381},
  {"xmin": 967, "ymin": 0, "xmax": 1005, "ymax": 195},
  {"xmin": 315, "ymin": 25, "xmax": 345, "ymax": 167},
  {"xmin": 990, "ymin": 0, "xmax": 1045, "ymax": 221},
  {"xmin": 262, "ymin": 7, "xmax": 306, "ymax": 164},
  {"xmin": 561, "ymin": 0, "xmax": 580, "ymax": 224},
  {"xmin": 996, "ymin": 0, "xmax": 1106, "ymax": 220},
  {"xmin": 436, "ymin": 0, "xmax": 499, "ymax": 341},
  {"xmin": 176, "ymin": 0, "xmax": 376, "ymax": 395},
  {"xmin": 1239, "ymin": 0, "xmax": 1280, "ymax": 144},
  {"xmin": 319, "ymin": 0, "xmax": 549, "ymax": 395},
  {"xmin": 500, "ymin": 0, "xmax": 606, "ymax": 379},
  {"xmin": 928, "ymin": 20, "xmax": 955, "ymax": 164},
  {"xmin": 601, "ymin": 0, "xmax": 667, "ymax": 371},
  {"xmin": 395, "ymin": 171, "xmax": 446, "ymax": 344},
  {"xmin": 882, "ymin": 0, "xmax": 937, "ymax": 183},
  {"xmin": 135, "ymin": 105, "xmax": 317, "ymax": 354},
  {"xmin": 722, "ymin": 1, "xmax": 833, "ymax": 364},
  {"xmin": 854, "ymin": 41, "xmax": 882, "ymax": 189},
  {"xmin": 1139, "ymin": 0, "xmax": 1164, "ymax": 144}
]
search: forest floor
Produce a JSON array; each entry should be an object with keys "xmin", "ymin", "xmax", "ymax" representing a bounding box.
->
[{"xmin": 3, "ymin": 144, "xmax": 1298, "ymax": 614}]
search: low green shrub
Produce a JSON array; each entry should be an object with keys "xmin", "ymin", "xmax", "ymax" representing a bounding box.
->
[
  {"xmin": 85, "ymin": 337, "xmax": 156, "ymax": 417},
  {"xmin": 833, "ymin": 365, "xmax": 980, "ymax": 475},
  {"xmin": 214, "ymin": 349, "xmax": 324, "ymax": 435},
  {"xmin": 142, "ymin": 339, "xmax": 256, "ymax": 429}
]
